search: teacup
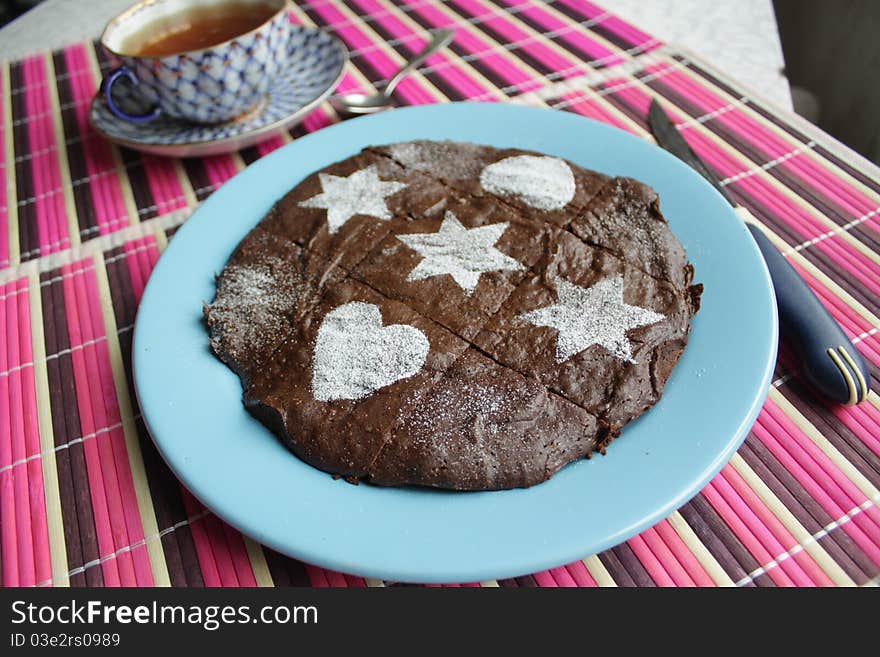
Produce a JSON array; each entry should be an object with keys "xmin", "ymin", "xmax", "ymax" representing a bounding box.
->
[{"xmin": 100, "ymin": 0, "xmax": 292, "ymax": 124}]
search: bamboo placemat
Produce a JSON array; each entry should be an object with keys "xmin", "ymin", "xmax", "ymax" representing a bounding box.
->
[{"xmin": 1, "ymin": 0, "xmax": 878, "ymax": 587}]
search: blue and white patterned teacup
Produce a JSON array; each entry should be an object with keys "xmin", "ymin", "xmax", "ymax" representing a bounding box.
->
[{"xmin": 100, "ymin": 0, "xmax": 292, "ymax": 124}]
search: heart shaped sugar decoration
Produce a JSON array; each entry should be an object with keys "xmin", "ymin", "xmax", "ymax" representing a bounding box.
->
[{"xmin": 312, "ymin": 302, "xmax": 430, "ymax": 402}]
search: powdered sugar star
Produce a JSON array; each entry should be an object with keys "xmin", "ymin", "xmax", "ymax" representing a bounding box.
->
[
  {"xmin": 299, "ymin": 164, "xmax": 407, "ymax": 234},
  {"xmin": 397, "ymin": 212, "xmax": 524, "ymax": 295},
  {"xmin": 519, "ymin": 276, "xmax": 665, "ymax": 363}
]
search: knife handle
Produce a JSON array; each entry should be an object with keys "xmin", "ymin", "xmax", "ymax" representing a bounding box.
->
[{"xmin": 737, "ymin": 209, "xmax": 870, "ymax": 405}]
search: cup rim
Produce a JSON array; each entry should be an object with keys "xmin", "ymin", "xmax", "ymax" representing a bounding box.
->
[{"xmin": 100, "ymin": 0, "xmax": 289, "ymax": 59}]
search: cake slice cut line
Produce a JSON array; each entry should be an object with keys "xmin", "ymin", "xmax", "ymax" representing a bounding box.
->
[
  {"xmin": 205, "ymin": 141, "xmax": 702, "ymax": 490},
  {"xmin": 367, "ymin": 145, "xmax": 694, "ymax": 294},
  {"xmin": 249, "ymin": 200, "xmax": 692, "ymax": 423}
]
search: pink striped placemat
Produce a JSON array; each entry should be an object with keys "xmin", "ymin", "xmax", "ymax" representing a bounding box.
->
[{"xmin": 1, "ymin": 0, "xmax": 878, "ymax": 587}]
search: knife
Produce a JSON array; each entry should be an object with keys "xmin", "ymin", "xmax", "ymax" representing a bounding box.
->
[{"xmin": 648, "ymin": 98, "xmax": 870, "ymax": 406}]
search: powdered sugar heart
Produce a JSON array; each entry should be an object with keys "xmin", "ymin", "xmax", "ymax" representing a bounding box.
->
[
  {"xmin": 479, "ymin": 155, "xmax": 576, "ymax": 211},
  {"xmin": 312, "ymin": 302, "xmax": 430, "ymax": 402}
]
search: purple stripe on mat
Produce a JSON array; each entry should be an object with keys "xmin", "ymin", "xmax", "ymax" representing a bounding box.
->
[
  {"xmin": 677, "ymin": 495, "xmax": 762, "ymax": 586},
  {"xmin": 40, "ymin": 268, "xmax": 103, "ymax": 586},
  {"xmin": 744, "ymin": 432, "xmax": 879, "ymax": 579},
  {"xmin": 345, "ymin": 0, "xmax": 464, "ymax": 102},
  {"xmin": 9, "ymin": 61, "xmax": 41, "ymax": 262},
  {"xmin": 595, "ymin": 76, "xmax": 880, "ymax": 318},
  {"xmin": 51, "ymin": 51, "xmax": 98, "ymax": 241},
  {"xmin": 512, "ymin": 574, "xmax": 538, "ymax": 587},
  {"xmin": 115, "ymin": 148, "xmax": 157, "ymax": 221},
  {"xmin": 608, "ymin": 542, "xmax": 656, "ymax": 587},
  {"xmin": 643, "ymin": 75, "xmax": 876, "ymax": 236},
  {"xmin": 445, "ymin": 0, "xmax": 564, "ymax": 78},
  {"xmin": 263, "ymin": 548, "xmax": 311, "ymax": 586},
  {"xmin": 550, "ymin": 0, "xmax": 646, "ymax": 52},
  {"xmin": 596, "ymin": 548, "xmax": 635, "ymax": 587},
  {"xmin": 738, "ymin": 439, "xmax": 873, "ymax": 584},
  {"xmin": 180, "ymin": 159, "xmax": 214, "ymax": 203},
  {"xmin": 391, "ymin": 0, "xmax": 537, "ymax": 94},
  {"xmin": 592, "ymin": 79, "xmax": 649, "ymax": 125},
  {"xmin": 102, "ymin": 246, "xmax": 187, "ymax": 587},
  {"xmin": 490, "ymin": 0, "xmax": 620, "ymax": 68},
  {"xmin": 672, "ymin": 55, "xmax": 880, "ymax": 196},
  {"xmin": 38, "ymin": 272, "xmax": 84, "ymax": 587},
  {"xmin": 779, "ymin": 384, "xmax": 880, "ymax": 488},
  {"xmin": 289, "ymin": 122, "xmax": 310, "ymax": 141},
  {"xmin": 238, "ymin": 147, "xmax": 262, "ymax": 166}
]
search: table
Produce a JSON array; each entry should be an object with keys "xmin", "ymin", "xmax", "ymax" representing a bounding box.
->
[{"xmin": 0, "ymin": 0, "xmax": 792, "ymax": 109}]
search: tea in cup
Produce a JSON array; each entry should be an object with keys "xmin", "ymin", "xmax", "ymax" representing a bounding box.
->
[{"xmin": 100, "ymin": 0, "xmax": 292, "ymax": 124}]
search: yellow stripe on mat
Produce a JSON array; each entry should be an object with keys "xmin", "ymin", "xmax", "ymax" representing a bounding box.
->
[
  {"xmin": 549, "ymin": 79, "xmax": 652, "ymax": 138},
  {"xmin": 373, "ymin": 0, "xmax": 505, "ymax": 101},
  {"xmin": 868, "ymin": 391, "xmax": 880, "ymax": 415},
  {"xmin": 153, "ymin": 229, "xmax": 169, "ymax": 254},
  {"xmin": 288, "ymin": 1, "xmax": 378, "ymax": 101},
  {"xmin": 172, "ymin": 160, "xmax": 199, "ymax": 211},
  {"xmin": 648, "ymin": 93, "xmax": 880, "ymax": 267},
  {"xmin": 746, "ymin": 214, "xmax": 880, "ymax": 330},
  {"xmin": 581, "ymin": 554, "xmax": 616, "ymax": 586},
  {"xmin": 525, "ymin": 1, "xmax": 647, "ymax": 65},
  {"xmin": 768, "ymin": 388, "xmax": 880, "ymax": 506},
  {"xmin": 425, "ymin": 2, "xmax": 655, "ymax": 134},
  {"xmin": 665, "ymin": 510, "xmax": 735, "ymax": 586},
  {"xmin": 319, "ymin": 0, "xmax": 451, "ymax": 104},
  {"xmin": 674, "ymin": 61, "xmax": 880, "ymax": 205},
  {"xmin": 242, "ymin": 536, "xmax": 274, "ymax": 587},
  {"xmin": 728, "ymin": 453, "xmax": 855, "ymax": 586},
  {"xmin": 154, "ymin": 231, "xmax": 274, "ymax": 587}
]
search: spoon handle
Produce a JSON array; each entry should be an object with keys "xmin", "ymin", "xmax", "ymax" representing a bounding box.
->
[{"xmin": 383, "ymin": 29, "xmax": 456, "ymax": 97}]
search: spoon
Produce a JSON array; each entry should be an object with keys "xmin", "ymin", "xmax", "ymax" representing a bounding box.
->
[{"xmin": 332, "ymin": 29, "xmax": 456, "ymax": 114}]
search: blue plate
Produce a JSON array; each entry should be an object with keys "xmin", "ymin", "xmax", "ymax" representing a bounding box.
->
[{"xmin": 133, "ymin": 103, "xmax": 777, "ymax": 583}]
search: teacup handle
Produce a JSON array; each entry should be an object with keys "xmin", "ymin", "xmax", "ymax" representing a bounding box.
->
[{"xmin": 104, "ymin": 67, "xmax": 162, "ymax": 123}]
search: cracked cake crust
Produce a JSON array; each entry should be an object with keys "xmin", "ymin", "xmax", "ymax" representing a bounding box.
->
[{"xmin": 204, "ymin": 141, "xmax": 703, "ymax": 491}]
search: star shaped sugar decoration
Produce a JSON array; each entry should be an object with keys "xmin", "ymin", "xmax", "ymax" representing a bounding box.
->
[
  {"xmin": 298, "ymin": 164, "xmax": 407, "ymax": 234},
  {"xmin": 519, "ymin": 276, "xmax": 665, "ymax": 363},
  {"xmin": 397, "ymin": 211, "xmax": 524, "ymax": 295}
]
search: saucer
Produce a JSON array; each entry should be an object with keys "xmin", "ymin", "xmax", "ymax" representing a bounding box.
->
[{"xmin": 89, "ymin": 26, "xmax": 348, "ymax": 158}]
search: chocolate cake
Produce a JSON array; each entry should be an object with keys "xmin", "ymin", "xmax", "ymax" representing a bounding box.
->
[{"xmin": 204, "ymin": 141, "xmax": 702, "ymax": 491}]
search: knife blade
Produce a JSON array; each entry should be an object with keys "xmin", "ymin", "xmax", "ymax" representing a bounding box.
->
[{"xmin": 648, "ymin": 98, "xmax": 870, "ymax": 406}]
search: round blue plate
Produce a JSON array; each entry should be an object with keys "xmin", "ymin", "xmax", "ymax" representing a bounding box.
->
[{"xmin": 133, "ymin": 103, "xmax": 777, "ymax": 583}]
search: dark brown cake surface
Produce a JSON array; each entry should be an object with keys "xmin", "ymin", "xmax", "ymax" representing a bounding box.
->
[{"xmin": 204, "ymin": 141, "xmax": 702, "ymax": 490}]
